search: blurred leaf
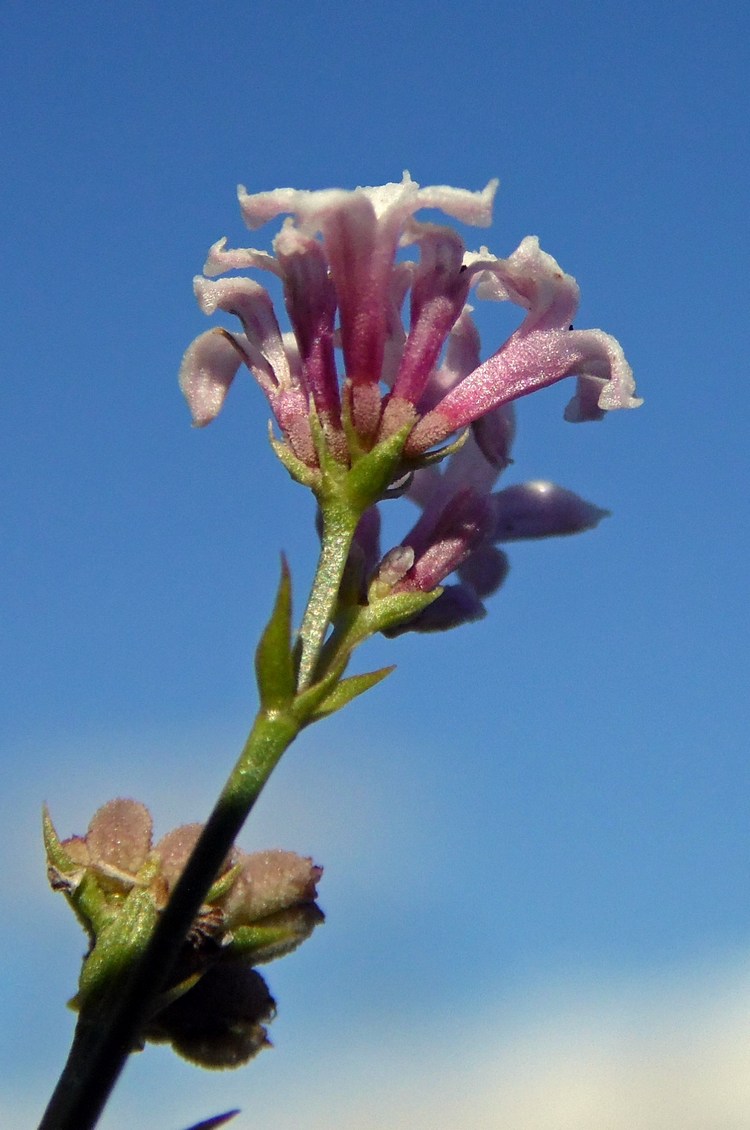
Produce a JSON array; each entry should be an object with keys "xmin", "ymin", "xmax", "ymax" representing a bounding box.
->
[{"xmin": 177, "ymin": 1110, "xmax": 239, "ymax": 1130}]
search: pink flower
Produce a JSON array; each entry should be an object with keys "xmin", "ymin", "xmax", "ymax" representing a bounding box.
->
[{"xmin": 179, "ymin": 175, "xmax": 639, "ymax": 469}]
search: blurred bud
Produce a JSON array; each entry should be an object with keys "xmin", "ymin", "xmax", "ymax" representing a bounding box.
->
[
  {"xmin": 44, "ymin": 799, "xmax": 324, "ymax": 1068},
  {"xmin": 492, "ymin": 481, "xmax": 610, "ymax": 541},
  {"xmin": 144, "ymin": 964, "xmax": 276, "ymax": 1070}
]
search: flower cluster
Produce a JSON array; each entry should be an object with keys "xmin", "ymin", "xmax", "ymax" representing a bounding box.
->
[
  {"xmin": 45, "ymin": 799, "xmax": 323, "ymax": 1068},
  {"xmin": 180, "ymin": 173, "xmax": 639, "ymax": 467},
  {"xmin": 180, "ymin": 174, "xmax": 639, "ymax": 630}
]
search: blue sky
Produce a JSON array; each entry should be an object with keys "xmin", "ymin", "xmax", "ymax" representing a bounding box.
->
[{"xmin": 3, "ymin": 2, "xmax": 750, "ymax": 1126}]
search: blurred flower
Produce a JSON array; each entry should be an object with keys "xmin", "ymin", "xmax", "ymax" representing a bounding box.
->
[
  {"xmin": 179, "ymin": 174, "xmax": 639, "ymax": 471},
  {"xmin": 370, "ymin": 404, "xmax": 609, "ymax": 633},
  {"xmin": 45, "ymin": 799, "xmax": 323, "ymax": 1068}
]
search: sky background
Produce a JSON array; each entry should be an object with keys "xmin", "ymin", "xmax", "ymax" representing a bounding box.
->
[{"xmin": 2, "ymin": 1, "xmax": 750, "ymax": 1127}]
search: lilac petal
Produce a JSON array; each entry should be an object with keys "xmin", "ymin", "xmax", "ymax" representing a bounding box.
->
[
  {"xmin": 407, "ymin": 178, "xmax": 498, "ymax": 227},
  {"xmin": 237, "ymin": 176, "xmax": 499, "ymax": 427},
  {"xmin": 440, "ymin": 430, "xmax": 504, "ymax": 495},
  {"xmin": 492, "ymin": 481, "xmax": 610, "ymax": 541},
  {"xmin": 194, "ymin": 277, "xmax": 292, "ymax": 393},
  {"xmin": 411, "ymin": 306, "xmax": 482, "ymax": 420},
  {"xmin": 179, "ymin": 328, "xmax": 244, "ymax": 426},
  {"xmin": 380, "ymin": 261, "xmax": 412, "ymax": 388},
  {"xmin": 434, "ymin": 307, "xmax": 482, "ymax": 397},
  {"xmin": 273, "ymin": 223, "xmax": 340, "ymax": 421}
]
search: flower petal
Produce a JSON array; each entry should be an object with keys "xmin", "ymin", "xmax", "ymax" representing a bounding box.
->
[
  {"xmin": 179, "ymin": 328, "xmax": 245, "ymax": 426},
  {"xmin": 194, "ymin": 277, "xmax": 292, "ymax": 392}
]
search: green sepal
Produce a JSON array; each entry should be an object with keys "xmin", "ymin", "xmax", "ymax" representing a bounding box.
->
[
  {"xmin": 254, "ymin": 558, "xmax": 296, "ymax": 710},
  {"xmin": 43, "ymin": 806, "xmax": 111, "ymax": 936},
  {"xmin": 344, "ymin": 424, "xmax": 412, "ymax": 510},
  {"xmin": 206, "ymin": 862, "xmax": 241, "ymax": 905},
  {"xmin": 42, "ymin": 805, "xmax": 78, "ymax": 874},
  {"xmin": 268, "ymin": 425, "xmax": 320, "ymax": 490},
  {"xmin": 226, "ymin": 904, "xmax": 323, "ymax": 964},
  {"xmin": 363, "ymin": 588, "xmax": 442, "ymax": 635},
  {"xmin": 307, "ymin": 665, "xmax": 395, "ymax": 721},
  {"xmin": 76, "ymin": 858, "xmax": 161, "ymax": 1014},
  {"xmin": 405, "ymin": 427, "xmax": 469, "ymax": 469}
]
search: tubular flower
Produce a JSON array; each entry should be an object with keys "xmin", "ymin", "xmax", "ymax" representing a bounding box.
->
[{"xmin": 179, "ymin": 174, "xmax": 640, "ymax": 471}]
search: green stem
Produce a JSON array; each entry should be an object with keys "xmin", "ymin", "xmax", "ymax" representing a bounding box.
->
[
  {"xmin": 296, "ymin": 499, "xmax": 359, "ymax": 690},
  {"xmin": 37, "ymin": 708, "xmax": 301, "ymax": 1130}
]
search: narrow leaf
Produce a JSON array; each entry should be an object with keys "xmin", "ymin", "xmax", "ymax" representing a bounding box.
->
[
  {"xmin": 309, "ymin": 666, "xmax": 395, "ymax": 721},
  {"xmin": 254, "ymin": 558, "xmax": 296, "ymax": 710},
  {"xmin": 42, "ymin": 805, "xmax": 77, "ymax": 872}
]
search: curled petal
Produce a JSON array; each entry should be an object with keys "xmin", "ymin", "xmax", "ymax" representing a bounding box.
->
[
  {"xmin": 474, "ymin": 236, "xmax": 579, "ymax": 330},
  {"xmin": 194, "ymin": 277, "xmax": 292, "ymax": 392},
  {"xmin": 179, "ymin": 328, "xmax": 244, "ymax": 426},
  {"xmin": 492, "ymin": 481, "xmax": 610, "ymax": 541},
  {"xmin": 237, "ymin": 175, "xmax": 499, "ymax": 434},
  {"xmin": 203, "ymin": 237, "xmax": 281, "ymax": 279}
]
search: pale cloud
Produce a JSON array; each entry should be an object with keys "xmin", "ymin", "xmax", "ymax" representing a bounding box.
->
[{"xmin": 240, "ymin": 958, "xmax": 750, "ymax": 1130}]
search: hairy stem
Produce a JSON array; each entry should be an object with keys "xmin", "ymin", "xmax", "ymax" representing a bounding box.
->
[{"xmin": 296, "ymin": 499, "xmax": 359, "ymax": 690}]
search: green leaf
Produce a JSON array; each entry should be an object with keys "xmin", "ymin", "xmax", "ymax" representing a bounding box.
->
[
  {"xmin": 254, "ymin": 559, "xmax": 296, "ymax": 710},
  {"xmin": 345, "ymin": 424, "xmax": 411, "ymax": 510},
  {"xmin": 308, "ymin": 666, "xmax": 395, "ymax": 721}
]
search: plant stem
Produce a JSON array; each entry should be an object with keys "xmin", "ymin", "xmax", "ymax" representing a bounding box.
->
[
  {"xmin": 296, "ymin": 499, "xmax": 359, "ymax": 690},
  {"xmin": 37, "ymin": 708, "xmax": 300, "ymax": 1130}
]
